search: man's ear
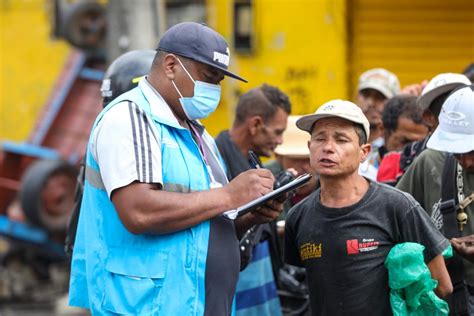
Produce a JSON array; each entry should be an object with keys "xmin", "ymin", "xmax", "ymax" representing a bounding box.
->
[
  {"xmin": 249, "ymin": 115, "xmax": 264, "ymax": 136},
  {"xmin": 163, "ymin": 54, "xmax": 178, "ymax": 80},
  {"xmin": 422, "ymin": 110, "xmax": 437, "ymax": 132},
  {"xmin": 360, "ymin": 143, "xmax": 371, "ymax": 163}
]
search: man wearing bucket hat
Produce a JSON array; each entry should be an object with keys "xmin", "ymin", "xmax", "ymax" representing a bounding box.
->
[
  {"xmin": 398, "ymin": 73, "xmax": 471, "ymax": 173},
  {"xmin": 397, "ymin": 84, "xmax": 474, "ymax": 315},
  {"xmin": 69, "ymin": 22, "xmax": 284, "ymax": 315},
  {"xmin": 284, "ymin": 99, "xmax": 452, "ymax": 315}
]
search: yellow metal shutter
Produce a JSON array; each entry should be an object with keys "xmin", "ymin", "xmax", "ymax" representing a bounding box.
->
[{"xmin": 349, "ymin": 0, "xmax": 474, "ymax": 97}]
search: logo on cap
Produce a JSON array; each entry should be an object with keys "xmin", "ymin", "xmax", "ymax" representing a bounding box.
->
[
  {"xmin": 445, "ymin": 111, "xmax": 466, "ymax": 121},
  {"xmin": 213, "ymin": 47, "xmax": 230, "ymax": 66},
  {"xmin": 322, "ymin": 104, "xmax": 335, "ymax": 111},
  {"xmin": 433, "ymin": 78, "xmax": 448, "ymax": 88},
  {"xmin": 441, "ymin": 110, "xmax": 469, "ymax": 127}
]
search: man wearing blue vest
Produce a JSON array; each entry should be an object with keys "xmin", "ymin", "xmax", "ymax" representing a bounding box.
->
[{"xmin": 69, "ymin": 22, "xmax": 283, "ymax": 315}]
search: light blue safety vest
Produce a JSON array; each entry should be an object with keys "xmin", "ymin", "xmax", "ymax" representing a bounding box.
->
[{"xmin": 69, "ymin": 86, "xmax": 222, "ymax": 315}]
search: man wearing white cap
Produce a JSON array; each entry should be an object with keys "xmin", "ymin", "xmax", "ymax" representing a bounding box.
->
[
  {"xmin": 398, "ymin": 73, "xmax": 471, "ymax": 173},
  {"xmin": 356, "ymin": 68, "xmax": 401, "ymax": 180},
  {"xmin": 398, "ymin": 85, "xmax": 474, "ymax": 315},
  {"xmin": 357, "ymin": 68, "xmax": 401, "ymax": 136},
  {"xmin": 284, "ymin": 99, "xmax": 452, "ymax": 315}
]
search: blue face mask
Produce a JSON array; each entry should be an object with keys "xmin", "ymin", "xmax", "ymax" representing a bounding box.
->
[{"xmin": 172, "ymin": 58, "xmax": 221, "ymax": 120}]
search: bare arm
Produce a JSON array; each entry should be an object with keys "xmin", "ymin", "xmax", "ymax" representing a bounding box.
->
[
  {"xmin": 111, "ymin": 168, "xmax": 275, "ymax": 235},
  {"xmin": 427, "ymin": 254, "xmax": 453, "ymax": 298}
]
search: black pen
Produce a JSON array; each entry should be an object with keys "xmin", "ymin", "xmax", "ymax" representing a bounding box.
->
[{"xmin": 248, "ymin": 150, "xmax": 261, "ymax": 169}]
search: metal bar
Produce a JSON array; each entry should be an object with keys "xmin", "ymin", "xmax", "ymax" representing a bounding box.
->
[{"xmin": 31, "ymin": 51, "xmax": 86, "ymax": 145}]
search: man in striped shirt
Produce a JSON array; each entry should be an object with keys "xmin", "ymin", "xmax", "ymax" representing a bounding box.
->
[{"xmin": 69, "ymin": 22, "xmax": 284, "ymax": 315}]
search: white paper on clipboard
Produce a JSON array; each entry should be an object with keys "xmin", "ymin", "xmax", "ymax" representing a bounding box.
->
[{"xmin": 223, "ymin": 173, "xmax": 312, "ymax": 220}]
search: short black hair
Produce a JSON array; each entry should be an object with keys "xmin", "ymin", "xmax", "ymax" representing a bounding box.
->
[
  {"xmin": 426, "ymin": 91, "xmax": 450, "ymax": 117},
  {"xmin": 382, "ymin": 95, "xmax": 423, "ymax": 135},
  {"xmin": 235, "ymin": 84, "xmax": 291, "ymax": 124},
  {"xmin": 152, "ymin": 50, "xmax": 167, "ymax": 67},
  {"xmin": 463, "ymin": 63, "xmax": 474, "ymax": 83}
]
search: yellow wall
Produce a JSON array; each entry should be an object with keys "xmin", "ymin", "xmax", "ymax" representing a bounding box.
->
[
  {"xmin": 203, "ymin": 0, "xmax": 348, "ymax": 136},
  {"xmin": 5, "ymin": 0, "xmax": 470, "ymax": 141},
  {"xmin": 0, "ymin": 0, "xmax": 70, "ymax": 141},
  {"xmin": 349, "ymin": 0, "xmax": 474, "ymax": 98}
]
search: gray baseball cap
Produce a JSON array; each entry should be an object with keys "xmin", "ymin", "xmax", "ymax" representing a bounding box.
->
[
  {"xmin": 158, "ymin": 22, "xmax": 247, "ymax": 83},
  {"xmin": 417, "ymin": 73, "xmax": 471, "ymax": 111}
]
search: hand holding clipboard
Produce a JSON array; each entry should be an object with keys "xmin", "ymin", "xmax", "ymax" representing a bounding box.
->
[
  {"xmin": 223, "ymin": 150, "xmax": 312, "ymax": 220},
  {"xmin": 234, "ymin": 173, "xmax": 312, "ymax": 218}
]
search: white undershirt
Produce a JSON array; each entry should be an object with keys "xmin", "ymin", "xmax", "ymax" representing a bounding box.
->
[{"xmin": 91, "ymin": 100, "xmax": 163, "ymax": 197}]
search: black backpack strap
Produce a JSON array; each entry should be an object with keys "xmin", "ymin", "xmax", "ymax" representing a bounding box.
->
[
  {"xmin": 440, "ymin": 154, "xmax": 469, "ymax": 315},
  {"xmin": 65, "ymin": 157, "xmax": 86, "ymax": 258},
  {"xmin": 440, "ymin": 154, "xmax": 459, "ymax": 238}
]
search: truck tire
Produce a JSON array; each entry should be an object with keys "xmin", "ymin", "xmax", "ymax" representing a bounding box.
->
[
  {"xmin": 19, "ymin": 160, "xmax": 77, "ymax": 233},
  {"xmin": 62, "ymin": 2, "xmax": 106, "ymax": 50}
]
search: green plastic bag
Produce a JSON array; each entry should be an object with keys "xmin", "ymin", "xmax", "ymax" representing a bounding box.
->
[{"xmin": 384, "ymin": 242, "xmax": 450, "ymax": 316}]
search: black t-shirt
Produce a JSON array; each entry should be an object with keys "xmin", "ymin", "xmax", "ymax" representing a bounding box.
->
[
  {"xmin": 215, "ymin": 130, "xmax": 255, "ymax": 179},
  {"xmin": 285, "ymin": 181, "xmax": 449, "ymax": 316}
]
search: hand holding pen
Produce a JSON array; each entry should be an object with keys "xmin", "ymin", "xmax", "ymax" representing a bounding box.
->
[{"xmin": 227, "ymin": 150, "xmax": 284, "ymax": 235}]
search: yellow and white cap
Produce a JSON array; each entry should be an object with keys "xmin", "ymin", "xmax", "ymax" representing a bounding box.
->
[
  {"xmin": 358, "ymin": 68, "xmax": 400, "ymax": 99},
  {"xmin": 296, "ymin": 99, "xmax": 370, "ymax": 141}
]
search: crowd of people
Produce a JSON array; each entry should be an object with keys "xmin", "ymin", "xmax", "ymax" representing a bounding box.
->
[
  {"xmin": 1, "ymin": 10, "xmax": 473, "ymax": 315},
  {"xmin": 60, "ymin": 22, "xmax": 474, "ymax": 315}
]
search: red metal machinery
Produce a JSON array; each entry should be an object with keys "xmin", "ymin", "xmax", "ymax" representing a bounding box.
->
[{"xmin": 0, "ymin": 50, "xmax": 104, "ymax": 226}]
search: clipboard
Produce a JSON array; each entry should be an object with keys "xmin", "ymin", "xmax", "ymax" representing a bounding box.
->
[{"xmin": 234, "ymin": 173, "xmax": 312, "ymax": 218}]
